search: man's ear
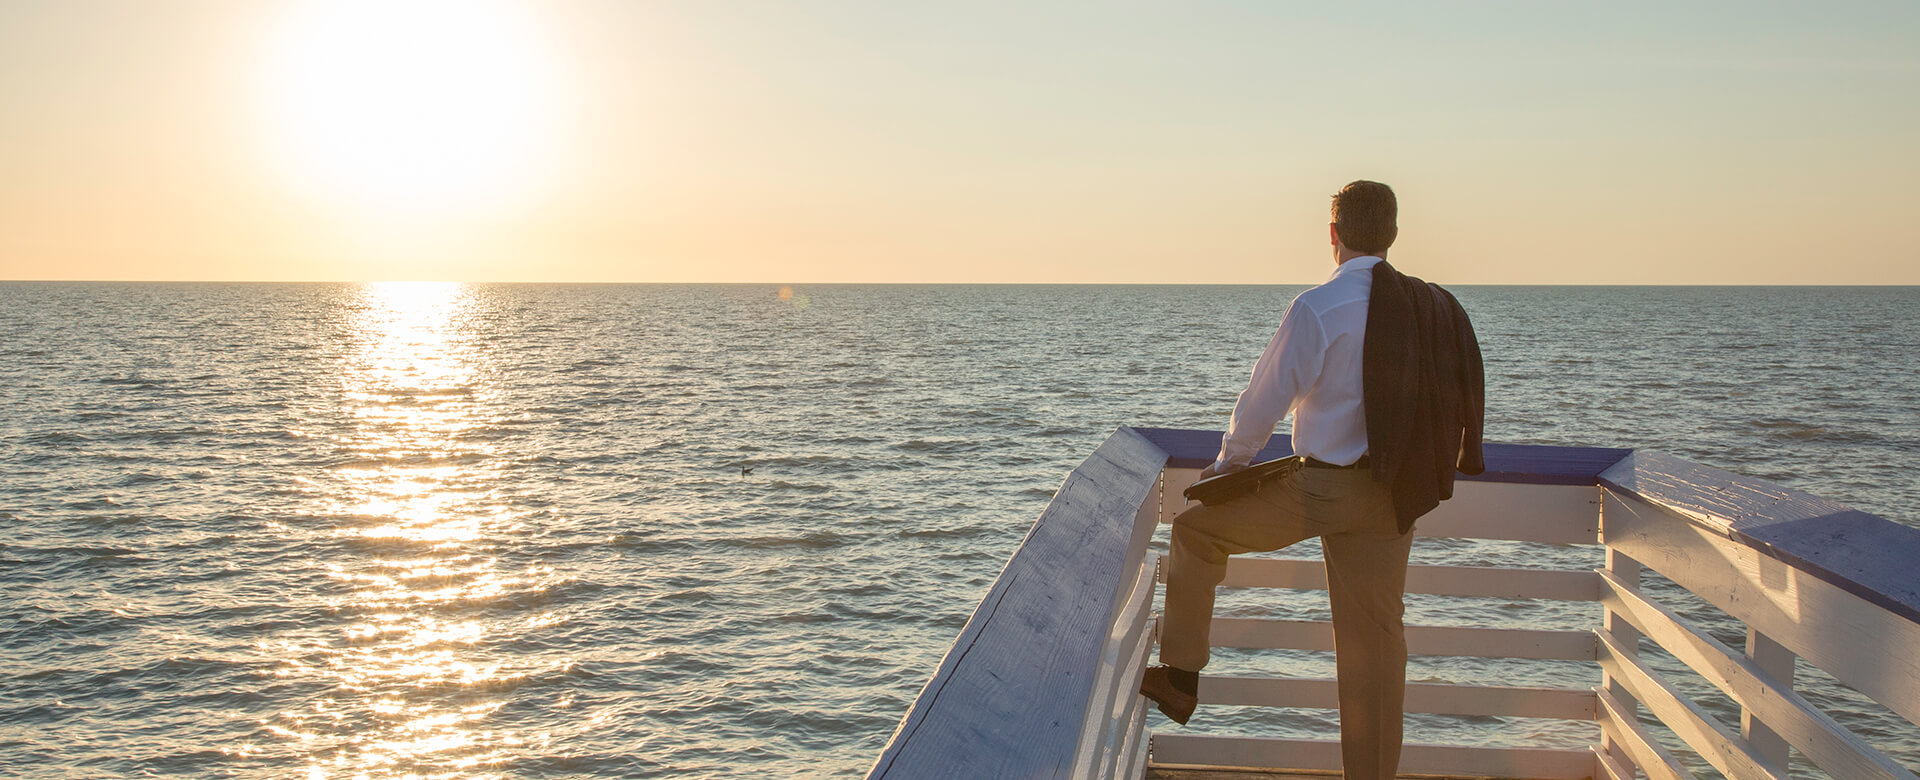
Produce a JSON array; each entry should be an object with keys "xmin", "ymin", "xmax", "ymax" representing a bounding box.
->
[{"xmin": 1329, "ymin": 222, "xmax": 1341, "ymax": 247}]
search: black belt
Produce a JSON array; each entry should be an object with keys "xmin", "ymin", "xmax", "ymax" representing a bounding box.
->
[{"xmin": 1303, "ymin": 455, "xmax": 1369, "ymax": 469}]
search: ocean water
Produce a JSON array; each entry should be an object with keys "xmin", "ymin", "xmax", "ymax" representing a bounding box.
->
[{"xmin": 2, "ymin": 282, "xmax": 1917, "ymax": 779}]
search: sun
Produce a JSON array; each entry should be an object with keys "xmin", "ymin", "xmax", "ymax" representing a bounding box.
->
[{"xmin": 256, "ymin": 0, "xmax": 568, "ymax": 217}]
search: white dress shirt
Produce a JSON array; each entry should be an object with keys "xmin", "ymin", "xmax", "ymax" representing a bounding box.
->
[{"xmin": 1213, "ymin": 255, "xmax": 1381, "ymax": 472}]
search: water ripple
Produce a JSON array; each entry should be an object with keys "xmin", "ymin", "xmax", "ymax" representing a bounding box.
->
[{"xmin": 2, "ymin": 282, "xmax": 1917, "ymax": 777}]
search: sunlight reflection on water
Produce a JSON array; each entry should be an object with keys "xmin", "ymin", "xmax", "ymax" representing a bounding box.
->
[{"xmin": 286, "ymin": 282, "xmax": 528, "ymax": 779}]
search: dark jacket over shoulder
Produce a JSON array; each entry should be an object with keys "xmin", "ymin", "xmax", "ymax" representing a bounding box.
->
[{"xmin": 1363, "ymin": 260, "xmax": 1485, "ymax": 533}]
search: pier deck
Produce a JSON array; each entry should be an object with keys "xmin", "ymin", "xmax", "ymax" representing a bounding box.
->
[
  {"xmin": 868, "ymin": 427, "xmax": 1920, "ymax": 780},
  {"xmin": 1150, "ymin": 768, "xmax": 1528, "ymax": 780}
]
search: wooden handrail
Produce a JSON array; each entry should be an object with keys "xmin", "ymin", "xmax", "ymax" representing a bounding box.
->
[
  {"xmin": 871, "ymin": 429, "xmax": 1920, "ymax": 780},
  {"xmin": 865, "ymin": 427, "xmax": 1166, "ymax": 779}
]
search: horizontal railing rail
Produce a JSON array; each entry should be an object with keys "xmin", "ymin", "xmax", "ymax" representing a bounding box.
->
[{"xmin": 1595, "ymin": 451, "xmax": 1920, "ymax": 780}]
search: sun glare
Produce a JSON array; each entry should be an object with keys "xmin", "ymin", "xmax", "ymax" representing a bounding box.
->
[{"xmin": 257, "ymin": 0, "xmax": 568, "ymax": 217}]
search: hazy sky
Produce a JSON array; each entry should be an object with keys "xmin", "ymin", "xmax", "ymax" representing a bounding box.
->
[{"xmin": 2, "ymin": 0, "xmax": 1917, "ymax": 284}]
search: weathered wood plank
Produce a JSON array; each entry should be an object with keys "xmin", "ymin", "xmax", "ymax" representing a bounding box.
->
[
  {"xmin": 1599, "ymin": 448, "xmax": 1920, "ymax": 624},
  {"xmin": 1075, "ymin": 555, "xmax": 1161, "ymax": 779},
  {"xmin": 867, "ymin": 427, "xmax": 1167, "ymax": 779},
  {"xmin": 1220, "ymin": 558, "xmax": 1602, "ymax": 602},
  {"xmin": 1148, "ymin": 734, "xmax": 1595, "ymax": 779},
  {"xmin": 1597, "ymin": 570, "xmax": 1918, "ymax": 780},
  {"xmin": 1741, "ymin": 630, "xmax": 1794, "ymax": 772},
  {"xmin": 1593, "ymin": 745, "xmax": 1636, "ymax": 780},
  {"xmin": 1602, "ymin": 487, "xmax": 1920, "ymax": 725},
  {"xmin": 1598, "ymin": 544, "xmax": 1645, "ymax": 776},
  {"xmin": 1596, "ymin": 632, "xmax": 1789, "ymax": 780},
  {"xmin": 1207, "ymin": 618, "xmax": 1596, "ymax": 661},
  {"xmin": 1198, "ymin": 675, "xmax": 1595, "ymax": 720},
  {"xmin": 1125, "ymin": 701, "xmax": 1153, "ymax": 780},
  {"xmin": 1108, "ymin": 618, "xmax": 1154, "ymax": 780},
  {"xmin": 1412, "ymin": 482, "xmax": 1601, "ymax": 544},
  {"xmin": 1118, "ymin": 697, "xmax": 1150, "ymax": 780},
  {"xmin": 1124, "ymin": 427, "xmax": 1630, "ymax": 485},
  {"xmin": 1595, "ymin": 686, "xmax": 1695, "ymax": 780},
  {"xmin": 1159, "ymin": 475, "xmax": 1600, "ymax": 546},
  {"xmin": 1160, "ymin": 467, "xmax": 1203, "ymax": 525}
]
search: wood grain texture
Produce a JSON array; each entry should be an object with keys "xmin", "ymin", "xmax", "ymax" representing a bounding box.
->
[
  {"xmin": 1207, "ymin": 618, "xmax": 1596, "ymax": 661},
  {"xmin": 1597, "ymin": 540, "xmax": 1645, "ymax": 777},
  {"xmin": 1602, "ymin": 489, "xmax": 1920, "ymax": 725},
  {"xmin": 1740, "ymin": 630, "xmax": 1794, "ymax": 772},
  {"xmin": 1145, "ymin": 769, "xmax": 1556, "ymax": 780},
  {"xmin": 1148, "ymin": 734, "xmax": 1596, "ymax": 779},
  {"xmin": 1405, "ymin": 482, "xmax": 1600, "ymax": 544},
  {"xmin": 1221, "ymin": 558, "xmax": 1602, "ymax": 602},
  {"xmin": 1597, "ymin": 632, "xmax": 1789, "ymax": 780},
  {"xmin": 1593, "ymin": 746, "xmax": 1635, "ymax": 780},
  {"xmin": 1599, "ymin": 448, "xmax": 1920, "ymax": 624},
  {"xmin": 1125, "ymin": 426, "xmax": 1629, "ymax": 485},
  {"xmin": 1157, "ymin": 474, "xmax": 1602, "ymax": 547},
  {"xmin": 866, "ymin": 427, "xmax": 1167, "ymax": 779},
  {"xmin": 1073, "ymin": 556, "xmax": 1159, "ymax": 779},
  {"xmin": 1595, "ymin": 686, "xmax": 1695, "ymax": 780},
  {"xmin": 1598, "ymin": 570, "xmax": 1917, "ymax": 780},
  {"xmin": 1198, "ymin": 675, "xmax": 1594, "ymax": 720}
]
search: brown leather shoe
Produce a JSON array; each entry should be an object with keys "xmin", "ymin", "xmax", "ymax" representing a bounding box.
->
[{"xmin": 1139, "ymin": 665, "xmax": 1198, "ymax": 725}]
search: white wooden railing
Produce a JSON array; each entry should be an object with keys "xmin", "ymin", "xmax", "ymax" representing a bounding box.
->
[
  {"xmin": 868, "ymin": 428, "xmax": 1920, "ymax": 780},
  {"xmin": 1144, "ymin": 467, "xmax": 1608, "ymax": 779},
  {"xmin": 1592, "ymin": 451, "xmax": 1920, "ymax": 780}
]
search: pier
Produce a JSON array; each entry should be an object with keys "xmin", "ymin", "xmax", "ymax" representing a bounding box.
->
[{"xmin": 867, "ymin": 427, "xmax": 1920, "ymax": 780}]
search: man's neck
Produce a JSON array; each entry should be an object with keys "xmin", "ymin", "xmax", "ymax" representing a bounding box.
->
[{"xmin": 1335, "ymin": 250, "xmax": 1383, "ymax": 266}]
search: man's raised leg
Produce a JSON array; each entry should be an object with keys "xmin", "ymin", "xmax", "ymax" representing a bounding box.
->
[{"xmin": 1148, "ymin": 475, "xmax": 1316, "ymax": 723}]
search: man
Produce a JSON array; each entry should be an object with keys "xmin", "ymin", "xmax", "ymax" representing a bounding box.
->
[{"xmin": 1139, "ymin": 181, "xmax": 1484, "ymax": 780}]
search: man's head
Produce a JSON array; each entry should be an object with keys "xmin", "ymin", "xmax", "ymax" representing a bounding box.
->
[{"xmin": 1329, "ymin": 180, "xmax": 1397, "ymax": 259}]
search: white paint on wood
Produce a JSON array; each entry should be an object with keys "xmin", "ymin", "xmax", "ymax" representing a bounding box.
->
[
  {"xmin": 1125, "ymin": 718, "xmax": 1151, "ymax": 780},
  {"xmin": 1148, "ymin": 734, "xmax": 1596, "ymax": 779},
  {"xmin": 1102, "ymin": 566, "xmax": 1158, "ymax": 779},
  {"xmin": 1207, "ymin": 617, "xmax": 1597, "ymax": 661},
  {"xmin": 1742, "ymin": 629, "xmax": 1795, "ymax": 772},
  {"xmin": 1599, "ymin": 532, "xmax": 1647, "ymax": 777},
  {"xmin": 1598, "ymin": 570, "xmax": 1918, "ymax": 780},
  {"xmin": 1197, "ymin": 675, "xmax": 1595, "ymax": 720},
  {"xmin": 1603, "ymin": 488, "xmax": 1920, "ymax": 725},
  {"xmin": 1221, "ymin": 557, "xmax": 1603, "ymax": 601},
  {"xmin": 1159, "ymin": 473, "xmax": 1603, "ymax": 547},
  {"xmin": 1073, "ymin": 555, "xmax": 1161, "ymax": 779},
  {"xmin": 1121, "ymin": 476, "xmax": 1164, "ymax": 614},
  {"xmin": 1413, "ymin": 481, "xmax": 1603, "ymax": 545},
  {"xmin": 1596, "ymin": 686, "xmax": 1696, "ymax": 780},
  {"xmin": 1594, "ymin": 744, "xmax": 1636, "ymax": 780},
  {"xmin": 1599, "ymin": 449, "xmax": 1920, "ymax": 627},
  {"xmin": 1597, "ymin": 631, "xmax": 1790, "ymax": 780},
  {"xmin": 1105, "ymin": 638, "xmax": 1151, "ymax": 780},
  {"xmin": 867, "ymin": 427, "xmax": 1168, "ymax": 779},
  {"xmin": 1159, "ymin": 467, "xmax": 1202, "ymax": 525}
]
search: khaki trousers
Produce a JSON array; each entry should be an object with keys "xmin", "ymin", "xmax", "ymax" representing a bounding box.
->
[{"xmin": 1160, "ymin": 463, "xmax": 1412, "ymax": 780}]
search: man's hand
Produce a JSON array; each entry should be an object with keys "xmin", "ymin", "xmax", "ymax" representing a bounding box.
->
[{"xmin": 1196, "ymin": 462, "xmax": 1242, "ymax": 481}]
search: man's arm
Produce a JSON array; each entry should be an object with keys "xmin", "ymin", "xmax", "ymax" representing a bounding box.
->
[{"xmin": 1206, "ymin": 300, "xmax": 1327, "ymax": 477}]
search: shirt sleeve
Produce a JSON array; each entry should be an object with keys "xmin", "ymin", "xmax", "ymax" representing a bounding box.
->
[{"xmin": 1214, "ymin": 298, "xmax": 1328, "ymax": 471}]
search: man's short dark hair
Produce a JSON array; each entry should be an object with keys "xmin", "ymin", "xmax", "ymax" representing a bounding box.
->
[{"xmin": 1331, "ymin": 180, "xmax": 1397, "ymax": 254}]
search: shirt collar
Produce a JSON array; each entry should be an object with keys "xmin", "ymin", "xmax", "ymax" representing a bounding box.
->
[{"xmin": 1329, "ymin": 255, "xmax": 1384, "ymax": 280}]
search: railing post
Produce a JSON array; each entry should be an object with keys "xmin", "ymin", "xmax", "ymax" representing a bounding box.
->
[
  {"xmin": 1600, "ymin": 544, "xmax": 1645, "ymax": 777},
  {"xmin": 1744, "ymin": 628, "xmax": 1797, "ymax": 773}
]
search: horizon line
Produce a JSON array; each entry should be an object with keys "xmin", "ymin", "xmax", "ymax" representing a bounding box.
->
[{"xmin": 4, "ymin": 279, "xmax": 1919, "ymax": 288}]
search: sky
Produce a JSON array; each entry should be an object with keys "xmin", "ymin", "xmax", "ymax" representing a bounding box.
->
[{"xmin": 1, "ymin": 0, "xmax": 1917, "ymax": 284}]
